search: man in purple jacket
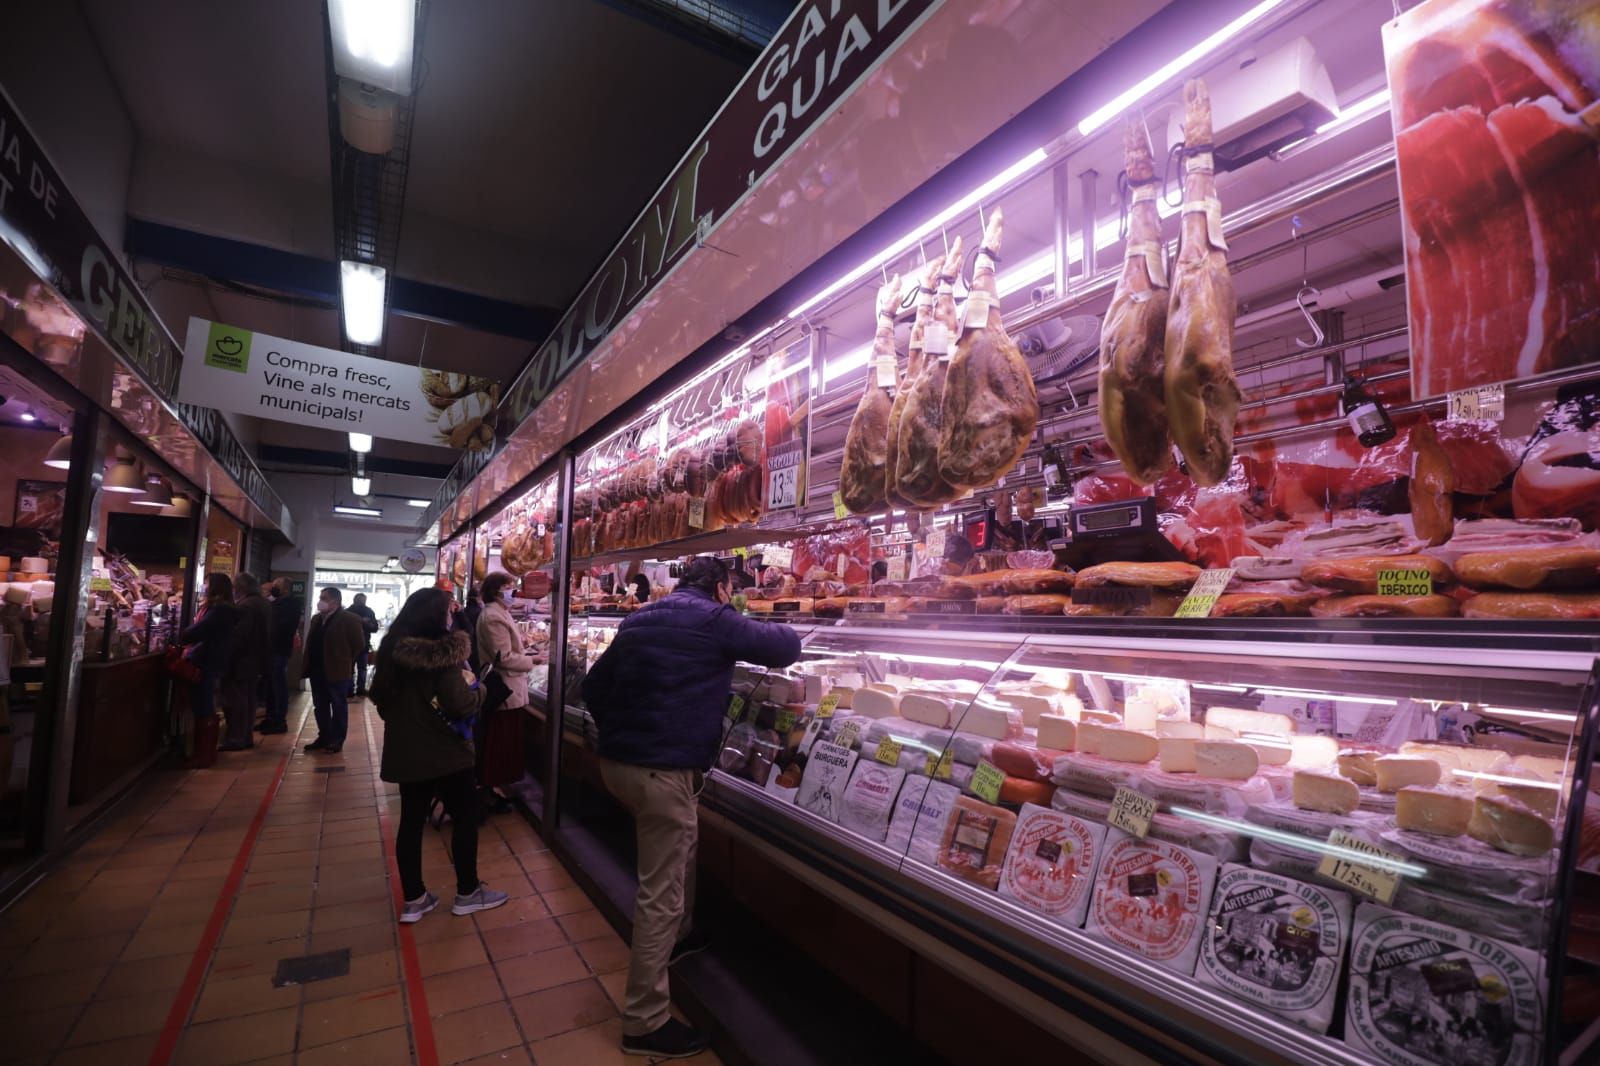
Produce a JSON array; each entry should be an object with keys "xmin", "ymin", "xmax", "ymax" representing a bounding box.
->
[{"xmin": 583, "ymin": 556, "xmax": 801, "ymax": 1059}]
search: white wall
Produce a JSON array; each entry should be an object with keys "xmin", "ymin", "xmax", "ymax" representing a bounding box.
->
[{"xmin": 267, "ymin": 468, "xmax": 434, "ymax": 575}]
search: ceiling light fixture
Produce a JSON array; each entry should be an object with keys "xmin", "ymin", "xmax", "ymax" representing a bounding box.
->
[
  {"xmin": 351, "ymin": 476, "xmax": 372, "ymax": 497},
  {"xmin": 43, "ymin": 434, "xmax": 73, "ymax": 470},
  {"xmin": 18, "ymin": 406, "xmax": 35, "ymax": 422},
  {"xmin": 132, "ymin": 475, "xmax": 174, "ymax": 507},
  {"xmin": 406, "ymin": 498, "xmax": 429, "ymax": 507},
  {"xmin": 1076, "ymin": 0, "xmax": 1293, "ymax": 137},
  {"xmin": 334, "ymin": 505, "xmax": 383, "ymax": 518},
  {"xmin": 328, "ymin": 0, "xmax": 417, "ymax": 95},
  {"xmin": 104, "ymin": 456, "xmax": 143, "ymax": 493},
  {"xmin": 349, "ymin": 432, "xmax": 373, "ymax": 453},
  {"xmin": 340, "ymin": 260, "xmax": 388, "ymax": 346},
  {"xmin": 161, "ymin": 495, "xmax": 194, "ymax": 518}
]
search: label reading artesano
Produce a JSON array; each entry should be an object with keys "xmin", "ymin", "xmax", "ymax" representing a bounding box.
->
[
  {"xmin": 1085, "ymin": 830, "xmax": 1218, "ymax": 975},
  {"xmin": 1196, "ymin": 864, "xmax": 1353, "ymax": 1035},
  {"xmin": 1345, "ymin": 903, "xmax": 1543, "ymax": 1066},
  {"xmin": 998, "ymin": 803, "xmax": 1106, "ymax": 927}
]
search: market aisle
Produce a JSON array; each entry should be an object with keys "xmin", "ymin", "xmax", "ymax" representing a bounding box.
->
[{"xmin": 0, "ymin": 695, "xmax": 714, "ymax": 1065}]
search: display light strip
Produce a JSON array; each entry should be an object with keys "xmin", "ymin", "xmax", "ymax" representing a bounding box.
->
[
  {"xmin": 1476, "ymin": 706, "xmax": 1578, "ymax": 724},
  {"xmin": 1449, "ymin": 769, "xmax": 1562, "ymax": 790},
  {"xmin": 1252, "ymin": 686, "xmax": 1398, "ymax": 706}
]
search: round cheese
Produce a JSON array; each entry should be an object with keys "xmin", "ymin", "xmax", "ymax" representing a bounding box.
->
[
  {"xmin": 1086, "ymin": 831, "xmax": 1218, "ymax": 975},
  {"xmin": 1197, "ymin": 864, "xmax": 1353, "ymax": 1034},
  {"xmin": 19, "ymin": 557, "xmax": 47, "ymax": 573},
  {"xmin": 1195, "ymin": 741, "xmax": 1260, "ymax": 780},
  {"xmin": 1292, "ymin": 771, "xmax": 1360, "ymax": 815},
  {"xmin": 1375, "ymin": 755, "xmax": 1442, "ymax": 792},
  {"xmin": 999, "ymin": 803, "xmax": 1106, "ymax": 925},
  {"xmin": 1395, "ymin": 786, "xmax": 1473, "ymax": 836}
]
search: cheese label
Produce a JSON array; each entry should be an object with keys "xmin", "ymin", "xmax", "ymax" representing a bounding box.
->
[
  {"xmin": 833, "ymin": 491, "xmax": 848, "ymax": 520},
  {"xmin": 970, "ymin": 759, "xmax": 1005, "ymax": 805},
  {"xmin": 832, "ymin": 721, "xmax": 861, "ymax": 750},
  {"xmin": 726, "ymin": 695, "xmax": 746, "ymax": 722},
  {"xmin": 874, "ymin": 737, "xmax": 903, "ymax": 766},
  {"xmin": 1087, "ymin": 833, "xmax": 1217, "ymax": 972},
  {"xmin": 799, "ymin": 716, "xmax": 825, "ymax": 755},
  {"xmin": 775, "ymin": 709, "xmax": 797, "ymax": 734},
  {"xmin": 1174, "ymin": 567, "xmax": 1234, "ymax": 618},
  {"xmin": 763, "ymin": 544, "xmax": 793, "ymax": 570},
  {"xmin": 688, "ymin": 497, "xmax": 706, "ymax": 529},
  {"xmin": 89, "ymin": 576, "xmax": 113, "ymax": 593},
  {"xmin": 918, "ymin": 599, "xmax": 976, "ymax": 615},
  {"xmin": 796, "ymin": 741, "xmax": 858, "ymax": 822},
  {"xmin": 1108, "ymin": 787, "xmax": 1158, "ymax": 839},
  {"xmin": 999, "ymin": 804, "xmax": 1106, "ymax": 923},
  {"xmin": 925, "ymin": 749, "xmax": 953, "ymax": 780},
  {"xmin": 1197, "ymin": 865, "xmax": 1352, "ymax": 1033},
  {"xmin": 1447, "ymin": 382, "xmax": 1505, "ymax": 422},
  {"xmin": 847, "ymin": 600, "xmax": 886, "ymax": 614},
  {"xmin": 1316, "ymin": 830, "xmax": 1402, "ymax": 904},
  {"xmin": 1375, "ymin": 568, "xmax": 1433, "ymax": 596},
  {"xmin": 817, "ymin": 692, "xmax": 841, "ymax": 718}
]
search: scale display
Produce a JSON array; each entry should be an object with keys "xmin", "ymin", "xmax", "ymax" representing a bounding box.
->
[{"xmin": 1071, "ymin": 498, "xmax": 1158, "ymax": 539}]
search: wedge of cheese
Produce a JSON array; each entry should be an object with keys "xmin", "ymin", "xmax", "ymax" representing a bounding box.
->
[
  {"xmin": 1030, "ymin": 668, "xmax": 1073, "ymax": 691},
  {"xmin": 995, "ymin": 691, "xmax": 1057, "ymax": 729},
  {"xmin": 1395, "ymin": 787, "xmax": 1472, "ymax": 836},
  {"xmin": 1158, "ymin": 736, "xmax": 1200, "ymax": 773},
  {"xmin": 1293, "ymin": 770, "xmax": 1359, "ymax": 815},
  {"xmin": 1374, "ymin": 756, "xmax": 1441, "ymax": 793},
  {"xmin": 1156, "ymin": 720, "xmax": 1203, "ymax": 739},
  {"xmin": 1397, "ymin": 741, "xmax": 1503, "ymax": 774},
  {"xmin": 1123, "ymin": 695, "xmax": 1159, "ymax": 732},
  {"xmin": 1286, "ymin": 735, "xmax": 1339, "ymax": 770},
  {"xmin": 1497, "ymin": 781, "xmax": 1560, "ymax": 820},
  {"xmin": 902, "ymin": 692, "xmax": 955, "ymax": 728},
  {"xmin": 853, "ymin": 687, "xmax": 901, "ymax": 719},
  {"xmin": 1203, "ymin": 723, "xmax": 1238, "ymax": 740},
  {"xmin": 1078, "ymin": 721, "xmax": 1109, "ymax": 756},
  {"xmin": 1037, "ymin": 714, "xmax": 1077, "ymax": 752},
  {"xmin": 1098, "ymin": 728, "xmax": 1159, "ymax": 764},
  {"xmin": 1467, "ymin": 795, "xmax": 1555, "ymax": 857},
  {"xmin": 1194, "ymin": 741, "xmax": 1259, "ymax": 781},
  {"xmin": 1244, "ymin": 738, "xmax": 1293, "ymax": 767},
  {"xmin": 963, "ymin": 701, "xmax": 1023, "ymax": 740},
  {"xmin": 1205, "ymin": 706, "xmax": 1294, "ymax": 738},
  {"xmin": 1336, "ymin": 750, "xmax": 1381, "ymax": 787}
]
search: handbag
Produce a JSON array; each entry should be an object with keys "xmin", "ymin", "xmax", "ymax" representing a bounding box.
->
[
  {"xmin": 165, "ymin": 644, "xmax": 202, "ymax": 683},
  {"xmin": 480, "ymin": 652, "xmax": 513, "ymax": 715}
]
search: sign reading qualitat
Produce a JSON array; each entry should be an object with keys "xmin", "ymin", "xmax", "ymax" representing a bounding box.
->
[{"xmin": 179, "ymin": 318, "xmax": 498, "ymax": 449}]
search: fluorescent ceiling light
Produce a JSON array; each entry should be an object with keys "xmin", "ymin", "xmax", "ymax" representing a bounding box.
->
[
  {"xmin": 349, "ymin": 432, "xmax": 373, "ymax": 453},
  {"xmin": 1077, "ymin": 0, "xmax": 1292, "ymax": 136},
  {"xmin": 351, "ymin": 476, "xmax": 372, "ymax": 497},
  {"xmin": 334, "ymin": 505, "xmax": 383, "ymax": 518},
  {"xmin": 1316, "ymin": 88, "xmax": 1390, "ymax": 135},
  {"xmin": 997, "ymin": 249, "xmax": 1058, "ymax": 298},
  {"xmin": 788, "ymin": 148, "xmax": 1048, "ymax": 320},
  {"xmin": 824, "ymin": 343, "xmax": 873, "ymax": 384},
  {"xmin": 406, "ymin": 498, "xmax": 429, "ymax": 507},
  {"xmin": 340, "ymin": 261, "xmax": 388, "ymax": 346},
  {"xmin": 1477, "ymin": 706, "xmax": 1578, "ymax": 723},
  {"xmin": 18, "ymin": 408, "xmax": 35, "ymax": 422},
  {"xmin": 328, "ymin": 0, "xmax": 416, "ymax": 95}
]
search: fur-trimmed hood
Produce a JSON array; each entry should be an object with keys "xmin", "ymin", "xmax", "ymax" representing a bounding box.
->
[{"xmin": 388, "ymin": 630, "xmax": 470, "ymax": 672}]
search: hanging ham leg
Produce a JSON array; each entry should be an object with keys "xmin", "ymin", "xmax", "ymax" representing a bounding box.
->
[
  {"xmin": 896, "ymin": 239, "xmax": 966, "ymax": 506},
  {"xmin": 839, "ymin": 273, "xmax": 903, "ymax": 513},
  {"xmin": 886, "ymin": 259, "xmax": 940, "ymax": 507},
  {"xmin": 1099, "ymin": 121, "xmax": 1172, "ymax": 485},
  {"xmin": 938, "ymin": 207, "xmax": 1039, "ymax": 489},
  {"xmin": 1164, "ymin": 78, "xmax": 1242, "ymax": 487}
]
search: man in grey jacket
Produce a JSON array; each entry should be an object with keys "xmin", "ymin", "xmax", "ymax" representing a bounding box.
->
[{"xmin": 219, "ymin": 573, "xmax": 272, "ymax": 751}]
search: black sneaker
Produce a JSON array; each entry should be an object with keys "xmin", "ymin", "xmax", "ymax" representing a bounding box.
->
[
  {"xmin": 669, "ymin": 929, "xmax": 711, "ymax": 965},
  {"xmin": 258, "ymin": 724, "xmax": 287, "ymax": 735},
  {"xmin": 621, "ymin": 1018, "xmax": 707, "ymax": 1058},
  {"xmin": 304, "ymin": 739, "xmax": 329, "ymax": 752}
]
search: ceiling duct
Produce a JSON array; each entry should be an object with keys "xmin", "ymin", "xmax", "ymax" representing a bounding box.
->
[{"xmin": 624, "ymin": 0, "xmax": 778, "ymax": 50}]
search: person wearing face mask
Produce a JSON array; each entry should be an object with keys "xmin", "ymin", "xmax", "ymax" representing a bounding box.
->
[
  {"xmin": 303, "ymin": 587, "xmax": 367, "ymax": 754},
  {"xmin": 581, "ymin": 556, "xmax": 801, "ymax": 1058},
  {"xmin": 474, "ymin": 572, "xmax": 534, "ymax": 809}
]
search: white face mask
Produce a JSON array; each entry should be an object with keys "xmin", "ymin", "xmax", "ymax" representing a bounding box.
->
[
  {"xmin": 318, "ymin": 600, "xmax": 335, "ymax": 615},
  {"xmin": 501, "ymin": 589, "xmax": 514, "ymax": 605}
]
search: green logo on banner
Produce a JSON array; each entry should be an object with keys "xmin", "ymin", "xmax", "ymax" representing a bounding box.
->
[{"xmin": 206, "ymin": 322, "xmax": 252, "ymax": 373}]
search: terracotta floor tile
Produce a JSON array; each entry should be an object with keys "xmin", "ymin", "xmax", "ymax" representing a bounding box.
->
[
  {"xmin": 516, "ymin": 850, "xmax": 562, "ymax": 873},
  {"xmin": 205, "ymin": 940, "xmax": 291, "ymax": 982},
  {"xmin": 64, "ymin": 988, "xmax": 173, "ymax": 1045},
  {"xmin": 422, "ymin": 962, "xmax": 505, "ymax": 1018},
  {"xmin": 526, "ymin": 1018, "xmax": 633, "ymax": 1066},
  {"xmin": 231, "ymin": 885, "xmax": 316, "ymax": 917},
  {"xmin": 168, "ymin": 858, "xmax": 237, "ymax": 882},
  {"xmin": 509, "ymin": 977, "xmax": 616, "ymax": 1041},
  {"xmin": 254, "ymin": 835, "xmax": 318, "ymax": 856},
  {"xmin": 12, "ymin": 933, "xmax": 129, "ymax": 975},
  {"xmin": 553, "ymin": 909, "xmax": 613, "ymax": 943},
  {"xmin": 315, "ymin": 859, "xmax": 381, "ymax": 883},
  {"xmin": 312, "ymin": 918, "xmax": 396, "ymax": 959},
  {"xmin": 312, "ymin": 898, "xmax": 394, "ymax": 935},
  {"xmin": 190, "ymin": 971, "xmax": 301, "ymax": 1023},
  {"xmin": 154, "ymin": 877, "xmax": 228, "ymax": 904},
  {"xmin": 527, "ymin": 867, "xmax": 576, "ymax": 894},
  {"xmin": 484, "ymin": 918, "xmax": 567, "ymax": 962},
  {"xmin": 432, "ymin": 999, "xmax": 522, "ymax": 1065},
  {"xmin": 173, "ymin": 1004, "xmax": 298, "ymax": 1066},
  {"xmin": 86, "ymin": 865, "xmax": 173, "ymax": 889},
  {"xmin": 301, "ymin": 950, "xmax": 400, "ymax": 1003},
  {"xmin": 299, "ymin": 984, "xmax": 406, "ymax": 1048},
  {"xmin": 536, "ymin": 889, "xmax": 593, "ymax": 916},
  {"xmin": 314, "ymin": 876, "xmax": 392, "ymax": 907},
  {"xmin": 408, "ymin": 912, "xmax": 482, "ymax": 945},
  {"xmin": 574, "ymin": 935, "xmax": 630, "ymax": 975},
  {"xmin": 137, "ymin": 898, "xmax": 213, "ymax": 932},
  {"xmin": 38, "ymin": 906, "xmax": 149, "ymax": 944},
  {"xmin": 97, "ymin": 953, "xmax": 193, "ymax": 999},
  {"xmin": 473, "ymin": 895, "xmax": 550, "ymax": 933},
  {"xmin": 296, "ymin": 1024, "xmax": 412, "ymax": 1066},
  {"xmin": 323, "ymin": 841, "xmax": 385, "ymax": 863},
  {"xmin": 474, "ymin": 858, "xmax": 524, "ymax": 881},
  {"xmin": 218, "ymin": 910, "xmax": 308, "ymax": 948},
  {"xmin": 0, "ymin": 1002, "xmax": 83, "ymax": 1059},
  {"xmin": 51, "ymin": 1032, "xmax": 160, "ymax": 1066},
  {"xmin": 0, "ymin": 965, "xmax": 107, "ymax": 1016},
  {"xmin": 597, "ymin": 969, "xmax": 627, "ymax": 1010},
  {"xmin": 417, "ymin": 932, "xmax": 490, "ymax": 977},
  {"xmin": 494, "ymin": 945, "xmax": 589, "ymax": 999},
  {"xmin": 454, "ymin": 1046, "xmax": 532, "ymax": 1066}
]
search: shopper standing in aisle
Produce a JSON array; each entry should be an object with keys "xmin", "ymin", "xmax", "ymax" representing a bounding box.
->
[
  {"xmin": 454, "ymin": 589, "xmax": 483, "ymax": 676},
  {"xmin": 178, "ymin": 573, "xmax": 238, "ymax": 767},
  {"xmin": 261, "ymin": 579, "xmax": 302, "ymax": 735},
  {"xmin": 347, "ymin": 592, "xmax": 380, "ymax": 696},
  {"xmin": 583, "ymin": 555, "xmax": 802, "ymax": 1059},
  {"xmin": 217, "ymin": 573, "xmax": 271, "ymax": 751},
  {"xmin": 371, "ymin": 587, "xmax": 507, "ymax": 922},
  {"xmin": 303, "ymin": 587, "xmax": 366, "ymax": 754},
  {"xmin": 475, "ymin": 572, "xmax": 534, "ymax": 811}
]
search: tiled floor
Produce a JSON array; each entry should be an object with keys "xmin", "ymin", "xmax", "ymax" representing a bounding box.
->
[{"xmin": 0, "ymin": 695, "xmax": 717, "ymax": 1065}]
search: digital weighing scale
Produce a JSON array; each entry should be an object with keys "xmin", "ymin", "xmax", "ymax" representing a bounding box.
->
[{"xmin": 1056, "ymin": 497, "xmax": 1187, "ymax": 570}]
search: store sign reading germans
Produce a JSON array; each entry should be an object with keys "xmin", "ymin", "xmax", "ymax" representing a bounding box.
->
[{"xmin": 497, "ymin": 0, "xmax": 938, "ymax": 428}]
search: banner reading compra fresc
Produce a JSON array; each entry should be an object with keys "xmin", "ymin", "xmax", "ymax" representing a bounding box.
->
[{"xmin": 178, "ymin": 317, "xmax": 499, "ymax": 449}]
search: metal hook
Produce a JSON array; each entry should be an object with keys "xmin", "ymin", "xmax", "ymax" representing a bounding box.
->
[
  {"xmin": 1294, "ymin": 285, "xmax": 1325, "ymax": 349},
  {"xmin": 940, "ymin": 226, "xmax": 950, "ymax": 256},
  {"xmin": 977, "ymin": 201, "xmax": 987, "ymax": 233}
]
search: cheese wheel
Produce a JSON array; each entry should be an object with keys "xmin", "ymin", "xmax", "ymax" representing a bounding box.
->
[
  {"xmin": 1498, "ymin": 781, "xmax": 1560, "ymax": 820},
  {"xmin": 995, "ymin": 691, "xmax": 1057, "ymax": 729},
  {"xmin": 1194, "ymin": 741, "xmax": 1260, "ymax": 781},
  {"xmin": 1123, "ymin": 695, "xmax": 1159, "ymax": 732},
  {"xmin": 1395, "ymin": 787, "xmax": 1473, "ymax": 836},
  {"xmin": 1293, "ymin": 771, "xmax": 1359, "ymax": 815},
  {"xmin": 1245, "ymin": 739, "xmax": 1292, "ymax": 767},
  {"xmin": 1037, "ymin": 714, "xmax": 1077, "ymax": 752},
  {"xmin": 1286, "ymin": 735, "xmax": 1339, "ymax": 769},
  {"xmin": 1078, "ymin": 721, "xmax": 1109, "ymax": 756},
  {"xmin": 1467, "ymin": 795, "xmax": 1555, "ymax": 857},
  {"xmin": 1336, "ymin": 750, "xmax": 1382, "ymax": 787},
  {"xmin": 1159, "ymin": 736, "xmax": 1199, "ymax": 773},
  {"xmin": 1156, "ymin": 720, "xmax": 1204, "ymax": 739},
  {"xmin": 853, "ymin": 687, "xmax": 900, "ymax": 719},
  {"xmin": 1203, "ymin": 723, "xmax": 1238, "ymax": 740},
  {"xmin": 1099, "ymin": 729, "xmax": 1160, "ymax": 764},
  {"xmin": 1374, "ymin": 756, "xmax": 1441, "ymax": 792},
  {"xmin": 1205, "ymin": 707, "xmax": 1294, "ymax": 738},
  {"xmin": 962, "ymin": 701, "xmax": 1023, "ymax": 740},
  {"xmin": 902, "ymin": 693, "xmax": 954, "ymax": 728}
]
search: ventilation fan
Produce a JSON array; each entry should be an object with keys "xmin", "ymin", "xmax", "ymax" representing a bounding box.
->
[{"xmin": 1021, "ymin": 315, "xmax": 1102, "ymax": 386}]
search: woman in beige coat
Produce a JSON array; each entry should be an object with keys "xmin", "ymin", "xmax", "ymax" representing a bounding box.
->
[{"xmin": 475, "ymin": 572, "xmax": 536, "ymax": 808}]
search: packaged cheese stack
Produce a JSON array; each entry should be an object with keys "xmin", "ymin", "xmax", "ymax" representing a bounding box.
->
[
  {"xmin": 1196, "ymin": 864, "xmax": 1352, "ymax": 1035},
  {"xmin": 795, "ymin": 741, "xmax": 858, "ymax": 823},
  {"xmin": 1052, "ymin": 790, "xmax": 1248, "ymax": 863},
  {"xmin": 1084, "ymin": 827, "xmax": 1218, "ymax": 975},
  {"xmin": 1343, "ymin": 904, "xmax": 1544, "ymax": 1066},
  {"xmin": 886, "ymin": 778, "xmax": 963, "ymax": 865},
  {"xmin": 936, "ymin": 796, "xmax": 1017, "ymax": 889},
  {"xmin": 837, "ymin": 760, "xmax": 907, "ymax": 842},
  {"xmin": 997, "ymin": 803, "xmax": 1106, "ymax": 926}
]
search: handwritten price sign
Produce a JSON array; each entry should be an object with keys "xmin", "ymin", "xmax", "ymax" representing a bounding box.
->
[
  {"xmin": 1109, "ymin": 787, "xmax": 1157, "ymax": 838},
  {"xmin": 1316, "ymin": 830, "xmax": 1402, "ymax": 903}
]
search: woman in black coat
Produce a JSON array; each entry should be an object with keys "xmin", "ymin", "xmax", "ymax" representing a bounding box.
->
[{"xmin": 179, "ymin": 572, "xmax": 238, "ymax": 762}]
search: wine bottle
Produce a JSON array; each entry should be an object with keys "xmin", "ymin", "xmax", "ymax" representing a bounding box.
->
[{"xmin": 1342, "ymin": 375, "xmax": 1396, "ymax": 447}]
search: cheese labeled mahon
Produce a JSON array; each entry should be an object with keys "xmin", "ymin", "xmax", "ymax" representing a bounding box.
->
[
  {"xmin": 1395, "ymin": 786, "xmax": 1472, "ymax": 837},
  {"xmin": 995, "ymin": 691, "xmax": 1057, "ymax": 728},
  {"xmin": 961, "ymin": 701, "xmax": 1023, "ymax": 740},
  {"xmin": 901, "ymin": 692, "xmax": 955, "ymax": 728},
  {"xmin": 1159, "ymin": 736, "xmax": 1200, "ymax": 773},
  {"xmin": 1467, "ymin": 794, "xmax": 1555, "ymax": 857}
]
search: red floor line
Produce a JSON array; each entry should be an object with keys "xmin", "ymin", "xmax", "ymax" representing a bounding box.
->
[
  {"xmin": 363, "ymin": 698, "xmax": 441, "ymax": 1066},
  {"xmin": 146, "ymin": 711, "xmax": 309, "ymax": 1066}
]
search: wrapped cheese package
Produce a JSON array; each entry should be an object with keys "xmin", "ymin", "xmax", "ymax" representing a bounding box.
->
[
  {"xmin": 1381, "ymin": 827, "xmax": 1556, "ymax": 902},
  {"xmin": 837, "ymin": 761, "xmax": 906, "ymax": 843},
  {"xmin": 795, "ymin": 741, "xmax": 858, "ymax": 823},
  {"xmin": 936, "ymin": 796, "xmax": 1018, "ymax": 890},
  {"xmin": 1197, "ymin": 864, "xmax": 1353, "ymax": 1034},
  {"xmin": 886, "ymin": 778, "xmax": 962, "ymax": 865},
  {"xmin": 998, "ymin": 803, "xmax": 1106, "ymax": 926},
  {"xmin": 1051, "ymin": 751, "xmax": 1145, "ymax": 798},
  {"xmin": 1085, "ymin": 828, "xmax": 1218, "ymax": 975},
  {"xmin": 1051, "ymin": 789, "xmax": 1249, "ymax": 863},
  {"xmin": 1136, "ymin": 768, "xmax": 1274, "ymax": 817}
]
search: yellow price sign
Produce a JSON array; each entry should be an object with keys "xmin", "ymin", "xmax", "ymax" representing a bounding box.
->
[
  {"xmin": 925, "ymin": 749, "xmax": 953, "ymax": 780},
  {"xmin": 970, "ymin": 759, "xmax": 1005, "ymax": 805},
  {"xmin": 1108, "ymin": 787, "xmax": 1157, "ymax": 839},
  {"xmin": 1174, "ymin": 567, "xmax": 1234, "ymax": 619},
  {"xmin": 874, "ymin": 737, "xmax": 903, "ymax": 765},
  {"xmin": 1376, "ymin": 568, "xmax": 1433, "ymax": 597},
  {"xmin": 833, "ymin": 490, "xmax": 848, "ymax": 520},
  {"xmin": 1317, "ymin": 830, "xmax": 1402, "ymax": 904},
  {"xmin": 726, "ymin": 695, "xmax": 745, "ymax": 721},
  {"xmin": 775, "ymin": 709, "xmax": 796, "ymax": 734},
  {"xmin": 832, "ymin": 721, "xmax": 861, "ymax": 750},
  {"xmin": 817, "ymin": 692, "xmax": 841, "ymax": 718}
]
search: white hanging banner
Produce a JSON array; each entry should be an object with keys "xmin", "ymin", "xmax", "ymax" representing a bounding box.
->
[{"xmin": 179, "ymin": 317, "xmax": 499, "ymax": 449}]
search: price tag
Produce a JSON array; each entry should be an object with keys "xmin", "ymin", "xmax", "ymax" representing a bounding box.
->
[
  {"xmin": 926, "ymin": 528, "xmax": 947, "ymax": 557},
  {"xmin": 766, "ymin": 440, "xmax": 803, "ymax": 512},
  {"xmin": 970, "ymin": 759, "xmax": 1005, "ymax": 804},
  {"xmin": 817, "ymin": 692, "xmax": 841, "ymax": 718},
  {"xmin": 925, "ymin": 749, "xmax": 953, "ymax": 780},
  {"xmin": 1174, "ymin": 567, "xmax": 1235, "ymax": 619},
  {"xmin": 799, "ymin": 716, "xmax": 825, "ymax": 755},
  {"xmin": 764, "ymin": 544, "xmax": 794, "ymax": 570},
  {"xmin": 873, "ymin": 352, "xmax": 897, "ymax": 388},
  {"xmin": 775, "ymin": 709, "xmax": 797, "ymax": 734},
  {"xmin": 962, "ymin": 289, "xmax": 992, "ymax": 330},
  {"xmin": 836, "ymin": 553, "xmax": 849, "ymax": 578},
  {"xmin": 733, "ymin": 546, "xmax": 748, "ymax": 559},
  {"xmin": 727, "ymin": 694, "xmax": 746, "ymax": 722},
  {"xmin": 1317, "ymin": 830, "xmax": 1402, "ymax": 904},
  {"xmin": 874, "ymin": 737, "xmax": 903, "ymax": 765},
  {"xmin": 1376, "ymin": 568, "xmax": 1433, "ymax": 596},
  {"xmin": 832, "ymin": 720, "xmax": 861, "ymax": 750},
  {"xmin": 885, "ymin": 556, "xmax": 907, "ymax": 582},
  {"xmin": 771, "ymin": 600, "xmax": 802, "ymax": 613},
  {"xmin": 833, "ymin": 491, "xmax": 848, "ymax": 520},
  {"xmin": 1108, "ymin": 787, "xmax": 1158, "ymax": 838},
  {"xmin": 920, "ymin": 599, "xmax": 976, "ymax": 615},
  {"xmin": 847, "ymin": 600, "xmax": 886, "ymax": 614},
  {"xmin": 1447, "ymin": 382, "xmax": 1505, "ymax": 422},
  {"xmin": 924, "ymin": 322, "xmax": 950, "ymax": 356},
  {"xmin": 688, "ymin": 497, "xmax": 706, "ymax": 529}
]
